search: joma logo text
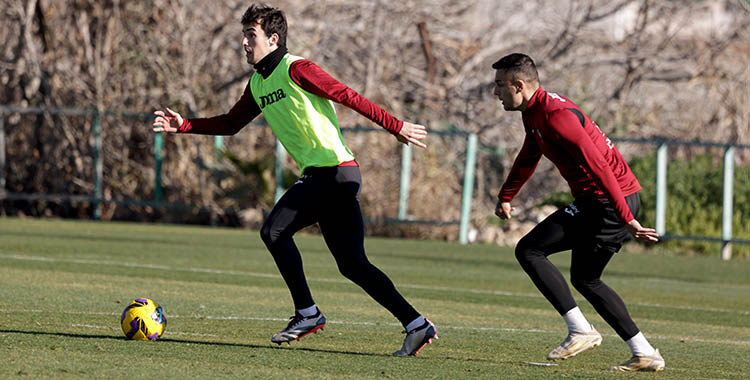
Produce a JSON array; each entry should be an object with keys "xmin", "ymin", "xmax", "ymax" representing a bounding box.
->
[{"xmin": 259, "ymin": 89, "xmax": 286, "ymax": 109}]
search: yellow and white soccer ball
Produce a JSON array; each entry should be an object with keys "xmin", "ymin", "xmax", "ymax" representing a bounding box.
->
[{"xmin": 120, "ymin": 298, "xmax": 166, "ymax": 341}]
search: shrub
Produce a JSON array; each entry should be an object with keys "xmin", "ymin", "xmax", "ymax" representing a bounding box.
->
[{"xmin": 628, "ymin": 153, "xmax": 750, "ymax": 258}]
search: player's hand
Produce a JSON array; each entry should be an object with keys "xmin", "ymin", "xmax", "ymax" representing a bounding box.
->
[
  {"xmin": 396, "ymin": 121, "xmax": 427, "ymax": 149},
  {"xmin": 495, "ymin": 201, "xmax": 514, "ymax": 220},
  {"xmin": 625, "ymin": 219, "xmax": 659, "ymax": 243},
  {"xmin": 152, "ymin": 107, "xmax": 184, "ymax": 133}
]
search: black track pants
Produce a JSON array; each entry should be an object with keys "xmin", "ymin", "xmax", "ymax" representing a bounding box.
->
[
  {"xmin": 259, "ymin": 166, "xmax": 420, "ymax": 326},
  {"xmin": 514, "ymin": 193, "xmax": 642, "ymax": 340}
]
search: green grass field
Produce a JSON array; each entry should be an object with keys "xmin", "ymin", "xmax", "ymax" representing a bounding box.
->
[{"xmin": 1, "ymin": 218, "xmax": 748, "ymax": 379}]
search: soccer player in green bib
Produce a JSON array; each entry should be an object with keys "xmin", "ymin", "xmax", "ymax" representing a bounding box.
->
[{"xmin": 153, "ymin": 4, "xmax": 436, "ymax": 356}]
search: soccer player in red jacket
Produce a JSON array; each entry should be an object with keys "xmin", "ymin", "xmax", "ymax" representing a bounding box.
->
[{"xmin": 492, "ymin": 53, "xmax": 665, "ymax": 372}]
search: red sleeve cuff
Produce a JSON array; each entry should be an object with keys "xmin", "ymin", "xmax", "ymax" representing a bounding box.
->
[
  {"xmin": 390, "ymin": 120, "xmax": 403, "ymax": 135},
  {"xmin": 498, "ymin": 190, "xmax": 513, "ymax": 203},
  {"xmin": 178, "ymin": 118, "xmax": 191, "ymax": 133}
]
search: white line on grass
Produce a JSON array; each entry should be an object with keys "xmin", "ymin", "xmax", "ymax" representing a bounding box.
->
[
  {"xmin": 2, "ymin": 252, "xmax": 749, "ymax": 317},
  {"xmin": 523, "ymin": 362, "xmax": 559, "ymax": 367},
  {"xmin": 0, "ymin": 252, "xmax": 280, "ymax": 279},
  {"xmin": 3, "ymin": 308, "xmax": 749, "ymax": 346}
]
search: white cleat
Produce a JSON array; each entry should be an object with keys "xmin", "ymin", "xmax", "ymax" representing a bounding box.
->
[
  {"xmin": 610, "ymin": 349, "xmax": 665, "ymax": 372},
  {"xmin": 546, "ymin": 327, "xmax": 602, "ymax": 361}
]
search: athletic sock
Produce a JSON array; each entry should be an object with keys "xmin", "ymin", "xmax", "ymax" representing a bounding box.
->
[
  {"xmin": 297, "ymin": 305, "xmax": 319, "ymax": 318},
  {"xmin": 562, "ymin": 306, "xmax": 594, "ymax": 334},
  {"xmin": 405, "ymin": 316, "xmax": 426, "ymax": 332},
  {"xmin": 626, "ymin": 332, "xmax": 656, "ymax": 357}
]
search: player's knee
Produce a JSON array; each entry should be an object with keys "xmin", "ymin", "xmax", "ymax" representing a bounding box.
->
[
  {"xmin": 570, "ymin": 275, "xmax": 601, "ymax": 294},
  {"xmin": 337, "ymin": 259, "xmax": 370, "ymax": 281},
  {"xmin": 259, "ymin": 222, "xmax": 278, "ymax": 247},
  {"xmin": 515, "ymin": 237, "xmax": 539, "ymax": 266},
  {"xmin": 337, "ymin": 266, "xmax": 356, "ymax": 281},
  {"xmin": 570, "ymin": 276, "xmax": 586, "ymax": 292}
]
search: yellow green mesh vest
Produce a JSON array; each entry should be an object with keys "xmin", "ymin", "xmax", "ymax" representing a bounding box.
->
[{"xmin": 250, "ymin": 53, "xmax": 355, "ymax": 174}]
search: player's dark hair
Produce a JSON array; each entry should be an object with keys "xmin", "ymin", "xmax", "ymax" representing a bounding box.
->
[
  {"xmin": 492, "ymin": 53, "xmax": 539, "ymax": 83},
  {"xmin": 241, "ymin": 3, "xmax": 288, "ymax": 47}
]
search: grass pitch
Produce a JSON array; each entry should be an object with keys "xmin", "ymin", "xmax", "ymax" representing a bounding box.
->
[{"xmin": 1, "ymin": 217, "xmax": 748, "ymax": 379}]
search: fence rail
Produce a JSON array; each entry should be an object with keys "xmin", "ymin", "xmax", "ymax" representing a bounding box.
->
[
  {"xmin": 611, "ymin": 137, "xmax": 749, "ymax": 259},
  {"xmin": 0, "ymin": 105, "xmax": 477, "ymax": 242},
  {"xmin": 1, "ymin": 105, "xmax": 748, "ymax": 258}
]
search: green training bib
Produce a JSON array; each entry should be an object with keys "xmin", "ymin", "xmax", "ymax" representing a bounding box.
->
[{"xmin": 250, "ymin": 54, "xmax": 355, "ymax": 173}]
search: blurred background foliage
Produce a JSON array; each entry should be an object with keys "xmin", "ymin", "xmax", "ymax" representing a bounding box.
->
[{"xmin": 1, "ymin": 0, "xmax": 749, "ymax": 255}]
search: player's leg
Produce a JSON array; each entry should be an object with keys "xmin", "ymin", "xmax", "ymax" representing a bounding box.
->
[
  {"xmin": 570, "ymin": 245, "xmax": 637, "ymax": 340},
  {"xmin": 317, "ymin": 166, "xmax": 436, "ymax": 356},
  {"xmin": 570, "ymin": 194, "xmax": 664, "ymax": 371},
  {"xmin": 570, "ymin": 245, "xmax": 663, "ymax": 371},
  {"xmin": 320, "ymin": 199, "xmax": 420, "ymax": 326},
  {"xmin": 260, "ymin": 174, "xmax": 326, "ymax": 344},
  {"xmin": 515, "ymin": 208, "xmax": 578, "ymax": 314},
  {"xmin": 515, "ymin": 205, "xmax": 602, "ymax": 360}
]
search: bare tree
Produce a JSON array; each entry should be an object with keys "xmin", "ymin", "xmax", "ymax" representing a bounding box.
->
[{"xmin": 2, "ymin": 0, "xmax": 748, "ymax": 237}]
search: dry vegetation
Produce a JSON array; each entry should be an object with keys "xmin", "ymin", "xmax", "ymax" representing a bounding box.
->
[{"xmin": 1, "ymin": 0, "xmax": 749, "ymax": 239}]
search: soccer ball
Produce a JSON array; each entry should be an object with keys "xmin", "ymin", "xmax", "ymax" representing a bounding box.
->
[{"xmin": 120, "ymin": 298, "xmax": 166, "ymax": 341}]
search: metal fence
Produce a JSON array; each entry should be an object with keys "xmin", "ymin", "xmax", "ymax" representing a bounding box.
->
[
  {"xmin": 1, "ymin": 105, "xmax": 748, "ymax": 258},
  {"xmin": 0, "ymin": 105, "xmax": 478, "ymax": 242},
  {"xmin": 612, "ymin": 137, "xmax": 750, "ymax": 260}
]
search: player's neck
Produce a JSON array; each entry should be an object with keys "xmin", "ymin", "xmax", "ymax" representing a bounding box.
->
[
  {"xmin": 254, "ymin": 46, "xmax": 288, "ymax": 78},
  {"xmin": 519, "ymin": 85, "xmax": 540, "ymax": 111}
]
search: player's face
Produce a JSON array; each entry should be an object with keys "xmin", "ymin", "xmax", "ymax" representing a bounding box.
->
[
  {"xmin": 242, "ymin": 22, "xmax": 277, "ymax": 65},
  {"xmin": 493, "ymin": 70, "xmax": 523, "ymax": 111}
]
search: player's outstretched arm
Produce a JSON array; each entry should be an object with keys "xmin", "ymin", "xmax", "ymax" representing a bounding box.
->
[
  {"xmin": 625, "ymin": 219, "xmax": 659, "ymax": 242},
  {"xmin": 152, "ymin": 107, "xmax": 184, "ymax": 133},
  {"xmin": 396, "ymin": 121, "xmax": 427, "ymax": 148}
]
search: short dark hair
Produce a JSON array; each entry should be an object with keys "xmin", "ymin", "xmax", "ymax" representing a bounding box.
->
[
  {"xmin": 241, "ymin": 3, "xmax": 288, "ymax": 47},
  {"xmin": 492, "ymin": 53, "xmax": 539, "ymax": 83}
]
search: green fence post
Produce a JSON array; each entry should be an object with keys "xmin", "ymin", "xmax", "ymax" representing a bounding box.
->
[
  {"xmin": 459, "ymin": 133, "xmax": 478, "ymax": 244},
  {"xmin": 0, "ymin": 107, "xmax": 5, "ymax": 192},
  {"xmin": 274, "ymin": 139, "xmax": 286, "ymax": 203},
  {"xmin": 398, "ymin": 143, "xmax": 412, "ymax": 220},
  {"xmin": 655, "ymin": 143, "xmax": 667, "ymax": 236},
  {"xmin": 214, "ymin": 136, "xmax": 223, "ymax": 158},
  {"xmin": 212, "ymin": 136, "xmax": 224, "ymax": 226},
  {"xmin": 154, "ymin": 132, "xmax": 163, "ymax": 202},
  {"xmin": 92, "ymin": 110, "xmax": 103, "ymax": 220},
  {"xmin": 721, "ymin": 146, "xmax": 734, "ymax": 260}
]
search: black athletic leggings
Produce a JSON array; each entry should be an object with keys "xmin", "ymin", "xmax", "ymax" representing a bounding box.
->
[
  {"xmin": 515, "ymin": 193, "xmax": 642, "ymax": 340},
  {"xmin": 259, "ymin": 165, "xmax": 419, "ymax": 326}
]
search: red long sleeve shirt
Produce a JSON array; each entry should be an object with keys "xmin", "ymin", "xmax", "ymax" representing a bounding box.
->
[
  {"xmin": 178, "ymin": 54, "xmax": 403, "ymax": 136},
  {"xmin": 498, "ymin": 87, "xmax": 641, "ymax": 223}
]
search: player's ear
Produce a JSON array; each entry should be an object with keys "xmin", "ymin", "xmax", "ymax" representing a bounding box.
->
[{"xmin": 268, "ymin": 33, "xmax": 279, "ymax": 46}]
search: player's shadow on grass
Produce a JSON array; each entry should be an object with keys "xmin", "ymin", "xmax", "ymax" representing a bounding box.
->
[
  {"xmin": 164, "ymin": 338, "xmax": 495, "ymax": 363},
  {"xmin": 1, "ymin": 329, "xmax": 124, "ymax": 342},
  {"xmin": 1, "ymin": 328, "xmax": 495, "ymax": 362},
  {"xmin": 0, "ymin": 328, "xmax": 385, "ymax": 358},
  {"xmin": 160, "ymin": 337, "xmax": 391, "ymax": 358}
]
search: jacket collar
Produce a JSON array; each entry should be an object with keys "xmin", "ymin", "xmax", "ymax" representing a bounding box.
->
[
  {"xmin": 523, "ymin": 86, "xmax": 544, "ymax": 113},
  {"xmin": 254, "ymin": 46, "xmax": 288, "ymax": 79}
]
